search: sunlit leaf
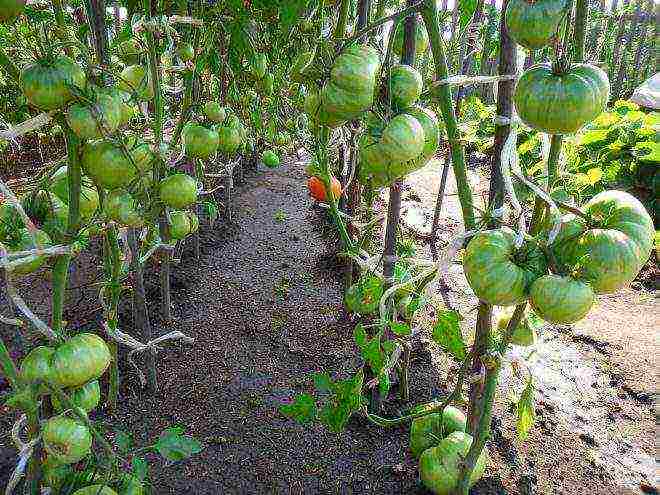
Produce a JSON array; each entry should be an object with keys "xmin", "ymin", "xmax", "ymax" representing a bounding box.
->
[
  {"xmin": 280, "ymin": 394, "xmax": 317, "ymax": 425},
  {"xmin": 432, "ymin": 310, "xmax": 466, "ymax": 361},
  {"xmin": 313, "ymin": 372, "xmax": 332, "ymax": 394},
  {"xmin": 516, "ymin": 376, "xmax": 536, "ymax": 441},
  {"xmin": 155, "ymin": 427, "xmax": 203, "ymax": 461},
  {"xmin": 391, "ymin": 322, "xmax": 411, "ymax": 336}
]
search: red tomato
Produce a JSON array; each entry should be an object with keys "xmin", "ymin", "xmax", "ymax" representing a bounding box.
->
[{"xmin": 307, "ymin": 176, "xmax": 342, "ymax": 202}]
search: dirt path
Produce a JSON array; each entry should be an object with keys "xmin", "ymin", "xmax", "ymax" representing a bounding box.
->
[{"xmin": 1, "ymin": 157, "xmax": 656, "ymax": 494}]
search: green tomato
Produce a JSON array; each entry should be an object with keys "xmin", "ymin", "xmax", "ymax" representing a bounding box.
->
[
  {"xmin": 530, "ymin": 274, "xmax": 594, "ymax": 324},
  {"xmin": 505, "ymin": 0, "xmax": 568, "ymax": 50},
  {"xmin": 65, "ymin": 94, "xmax": 122, "ymax": 140},
  {"xmin": 19, "ymin": 346, "xmax": 55, "ymax": 394},
  {"xmin": 104, "ymin": 189, "xmax": 143, "ymax": 227},
  {"xmin": 550, "ymin": 190, "xmax": 654, "ymax": 294},
  {"xmin": 6, "ymin": 228, "xmax": 52, "ymax": 276},
  {"xmin": 168, "ymin": 210, "xmax": 193, "ymax": 240},
  {"xmin": 409, "ymin": 406, "xmax": 467, "ymax": 458},
  {"xmin": 183, "ymin": 124, "xmax": 219, "ymax": 159},
  {"xmin": 118, "ymin": 65, "xmax": 153, "ymax": 101},
  {"xmin": 463, "ymin": 227, "xmax": 547, "ymax": 306},
  {"xmin": 262, "ymin": 150, "xmax": 280, "ymax": 168},
  {"xmin": 82, "ymin": 137, "xmax": 153, "ymax": 190},
  {"xmin": 51, "ymin": 333, "xmax": 111, "ymax": 388},
  {"xmin": 419, "ymin": 432, "xmax": 488, "ymax": 495},
  {"xmin": 51, "ymin": 380, "xmax": 100, "ymax": 413},
  {"xmin": 43, "ymin": 416, "xmax": 92, "ymax": 465},
  {"xmin": 203, "ymin": 102, "xmax": 227, "ymax": 123},
  {"xmin": 387, "ymin": 64, "xmax": 423, "ymax": 109},
  {"xmin": 20, "ymin": 57, "xmax": 86, "ymax": 111},
  {"xmin": 159, "ymin": 174, "xmax": 198, "ymax": 209}
]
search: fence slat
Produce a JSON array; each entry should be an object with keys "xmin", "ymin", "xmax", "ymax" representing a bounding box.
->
[{"xmin": 612, "ymin": 0, "xmax": 642, "ymax": 99}]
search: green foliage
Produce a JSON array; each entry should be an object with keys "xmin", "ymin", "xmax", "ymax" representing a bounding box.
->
[
  {"xmin": 432, "ymin": 310, "xmax": 467, "ymax": 361},
  {"xmin": 459, "ymin": 97, "xmax": 659, "ymax": 222},
  {"xmin": 154, "ymin": 426, "xmax": 203, "ymax": 461},
  {"xmin": 516, "ymin": 376, "xmax": 535, "ymax": 441},
  {"xmin": 280, "ymin": 370, "xmax": 366, "ymax": 433}
]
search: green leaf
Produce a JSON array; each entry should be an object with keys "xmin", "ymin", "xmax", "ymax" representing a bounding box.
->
[
  {"xmin": 280, "ymin": 394, "xmax": 318, "ymax": 425},
  {"xmin": 313, "ymin": 372, "xmax": 332, "ymax": 394},
  {"xmin": 578, "ymin": 129, "xmax": 610, "ymax": 146},
  {"xmin": 353, "ymin": 323, "xmax": 368, "ymax": 348},
  {"xmin": 154, "ymin": 427, "xmax": 203, "ymax": 461},
  {"xmin": 318, "ymin": 370, "xmax": 365, "ymax": 433},
  {"xmin": 361, "ymin": 333, "xmax": 385, "ymax": 374},
  {"xmin": 432, "ymin": 310, "xmax": 467, "ymax": 361},
  {"xmin": 378, "ymin": 371, "xmax": 391, "ymax": 399},
  {"xmin": 516, "ymin": 376, "xmax": 536, "ymax": 441},
  {"xmin": 131, "ymin": 457, "xmax": 149, "ymax": 482},
  {"xmin": 381, "ymin": 339, "xmax": 397, "ymax": 356},
  {"xmin": 634, "ymin": 141, "xmax": 660, "ymax": 163},
  {"xmin": 114, "ymin": 430, "xmax": 133, "ymax": 454},
  {"xmin": 585, "ymin": 167, "xmax": 604, "ymax": 185},
  {"xmin": 458, "ymin": 0, "xmax": 478, "ymax": 28},
  {"xmin": 391, "ymin": 322, "xmax": 411, "ymax": 336},
  {"xmin": 203, "ymin": 201, "xmax": 219, "ymax": 225}
]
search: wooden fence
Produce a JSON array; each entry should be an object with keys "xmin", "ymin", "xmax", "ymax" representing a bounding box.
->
[{"xmin": 435, "ymin": 0, "xmax": 658, "ymax": 104}]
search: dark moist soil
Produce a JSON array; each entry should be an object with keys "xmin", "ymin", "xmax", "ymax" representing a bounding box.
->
[{"xmin": 0, "ymin": 156, "xmax": 656, "ymax": 495}]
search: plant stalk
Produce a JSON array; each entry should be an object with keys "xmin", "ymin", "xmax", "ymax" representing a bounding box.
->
[
  {"xmin": 421, "ymin": 0, "xmax": 476, "ymax": 229},
  {"xmin": 51, "ymin": 122, "xmax": 82, "ymax": 335}
]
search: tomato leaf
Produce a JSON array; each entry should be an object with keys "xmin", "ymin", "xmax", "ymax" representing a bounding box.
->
[
  {"xmin": 114, "ymin": 429, "xmax": 133, "ymax": 454},
  {"xmin": 432, "ymin": 310, "xmax": 467, "ymax": 361},
  {"xmin": 154, "ymin": 427, "xmax": 203, "ymax": 461},
  {"xmin": 391, "ymin": 322, "xmax": 411, "ymax": 336},
  {"xmin": 353, "ymin": 323, "xmax": 368, "ymax": 348},
  {"xmin": 317, "ymin": 370, "xmax": 365, "ymax": 433},
  {"xmin": 279, "ymin": 393, "xmax": 317, "ymax": 425},
  {"xmin": 360, "ymin": 333, "xmax": 384, "ymax": 374},
  {"xmin": 313, "ymin": 372, "xmax": 332, "ymax": 394},
  {"xmin": 516, "ymin": 376, "xmax": 536, "ymax": 441},
  {"xmin": 131, "ymin": 456, "xmax": 149, "ymax": 482}
]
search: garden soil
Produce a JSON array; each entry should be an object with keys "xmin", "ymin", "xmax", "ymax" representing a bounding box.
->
[{"xmin": 0, "ymin": 152, "xmax": 657, "ymax": 495}]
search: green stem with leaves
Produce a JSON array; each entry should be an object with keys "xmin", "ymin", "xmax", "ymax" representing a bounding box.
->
[
  {"xmin": 333, "ymin": 0, "xmax": 351, "ymax": 39},
  {"xmin": 317, "ymin": 128, "xmax": 353, "ymax": 250},
  {"xmin": 102, "ymin": 221, "xmax": 122, "ymax": 411},
  {"xmin": 0, "ymin": 46, "xmax": 20, "ymax": 82},
  {"xmin": 52, "ymin": 0, "xmax": 75, "ymax": 58},
  {"xmin": 421, "ymin": 0, "xmax": 476, "ymax": 229}
]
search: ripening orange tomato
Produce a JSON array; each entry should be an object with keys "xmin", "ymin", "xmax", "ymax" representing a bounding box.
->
[{"xmin": 307, "ymin": 176, "xmax": 342, "ymax": 202}]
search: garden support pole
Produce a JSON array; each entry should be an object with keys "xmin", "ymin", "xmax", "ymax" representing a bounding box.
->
[
  {"xmin": 85, "ymin": 0, "xmax": 120, "ymax": 411},
  {"xmin": 84, "ymin": 0, "xmax": 110, "ymax": 78},
  {"xmin": 455, "ymin": 0, "xmax": 486, "ymax": 114},
  {"xmin": 372, "ymin": 1, "xmax": 418, "ymax": 411},
  {"xmin": 572, "ymin": 0, "xmax": 589, "ymax": 62},
  {"xmin": 128, "ymin": 228, "xmax": 156, "ymax": 392},
  {"xmin": 612, "ymin": 0, "xmax": 641, "ymax": 99},
  {"xmin": 383, "ymin": 9, "xmax": 418, "ymax": 283},
  {"xmin": 421, "ymin": 0, "xmax": 477, "ymax": 230},
  {"xmin": 344, "ymin": 0, "xmax": 372, "ymax": 287},
  {"xmin": 461, "ymin": 2, "xmax": 513, "ymax": 488},
  {"xmin": 142, "ymin": 0, "xmax": 163, "ymax": 390}
]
